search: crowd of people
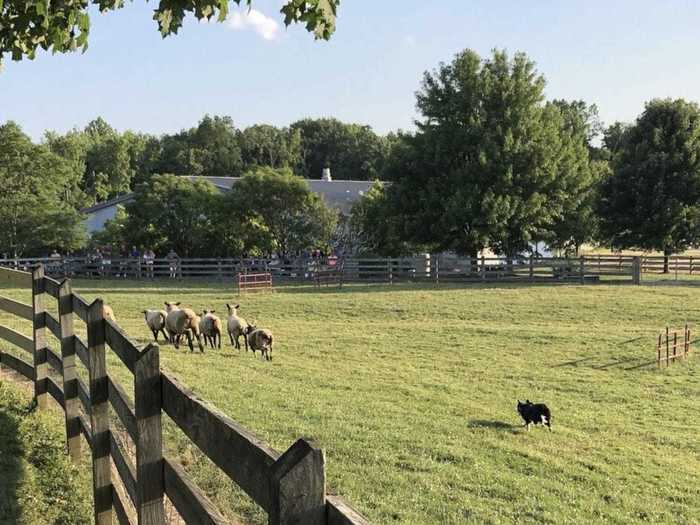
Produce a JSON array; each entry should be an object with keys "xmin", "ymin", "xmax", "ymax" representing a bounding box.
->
[{"xmin": 45, "ymin": 246, "xmax": 181, "ymax": 278}]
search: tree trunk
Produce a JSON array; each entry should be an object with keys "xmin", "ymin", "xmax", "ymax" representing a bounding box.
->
[{"xmin": 663, "ymin": 248, "xmax": 671, "ymax": 274}]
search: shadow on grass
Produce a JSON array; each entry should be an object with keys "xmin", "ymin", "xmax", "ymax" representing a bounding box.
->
[
  {"xmin": 552, "ymin": 356, "xmax": 596, "ymax": 368},
  {"xmin": 0, "ymin": 402, "xmax": 23, "ymax": 522},
  {"xmin": 468, "ymin": 420, "xmax": 520, "ymax": 432}
]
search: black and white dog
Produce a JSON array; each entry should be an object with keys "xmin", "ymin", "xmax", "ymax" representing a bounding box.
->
[{"xmin": 517, "ymin": 400, "xmax": 552, "ymax": 431}]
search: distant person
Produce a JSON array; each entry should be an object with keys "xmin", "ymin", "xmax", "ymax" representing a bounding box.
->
[
  {"xmin": 143, "ymin": 248, "xmax": 156, "ymax": 278},
  {"xmin": 167, "ymin": 249, "xmax": 179, "ymax": 278},
  {"xmin": 130, "ymin": 245, "xmax": 140, "ymax": 259}
]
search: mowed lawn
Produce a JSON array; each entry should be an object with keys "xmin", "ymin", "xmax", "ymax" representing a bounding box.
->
[{"xmin": 2, "ymin": 279, "xmax": 700, "ymax": 524}]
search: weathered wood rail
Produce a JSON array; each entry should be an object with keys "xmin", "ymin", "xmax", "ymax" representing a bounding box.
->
[
  {"xmin": 0, "ymin": 254, "xmax": 643, "ymax": 285},
  {"xmin": 0, "ymin": 266, "xmax": 369, "ymax": 525},
  {"xmin": 657, "ymin": 325, "xmax": 693, "ymax": 367}
]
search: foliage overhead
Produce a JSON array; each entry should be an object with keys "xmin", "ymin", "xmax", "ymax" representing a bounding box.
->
[
  {"xmin": 598, "ymin": 98, "xmax": 700, "ymax": 257},
  {"xmin": 0, "ymin": 0, "xmax": 339, "ymax": 65}
]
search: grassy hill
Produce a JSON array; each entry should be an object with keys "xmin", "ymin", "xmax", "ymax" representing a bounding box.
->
[{"xmin": 1, "ymin": 279, "xmax": 699, "ymax": 523}]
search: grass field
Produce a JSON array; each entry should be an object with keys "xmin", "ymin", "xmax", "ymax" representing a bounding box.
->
[
  {"xmin": 1, "ymin": 279, "xmax": 700, "ymax": 524},
  {"xmin": 0, "ymin": 378, "xmax": 92, "ymax": 524}
]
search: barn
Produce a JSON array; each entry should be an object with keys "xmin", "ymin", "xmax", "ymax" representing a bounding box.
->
[{"xmin": 82, "ymin": 176, "xmax": 378, "ymax": 234}]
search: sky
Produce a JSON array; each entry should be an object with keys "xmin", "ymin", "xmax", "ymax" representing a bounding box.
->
[{"xmin": 2, "ymin": 0, "xmax": 700, "ymax": 141}]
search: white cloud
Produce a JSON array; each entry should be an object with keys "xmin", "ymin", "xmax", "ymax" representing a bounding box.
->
[{"xmin": 228, "ymin": 8, "xmax": 280, "ymax": 40}]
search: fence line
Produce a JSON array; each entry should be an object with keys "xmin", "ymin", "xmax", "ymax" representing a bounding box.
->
[
  {"xmin": 0, "ymin": 265, "xmax": 369, "ymax": 525},
  {"xmin": 0, "ymin": 255, "xmax": 644, "ymax": 285}
]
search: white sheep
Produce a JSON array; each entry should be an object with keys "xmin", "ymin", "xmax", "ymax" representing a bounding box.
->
[
  {"xmin": 164, "ymin": 301, "xmax": 204, "ymax": 353},
  {"xmin": 226, "ymin": 303, "xmax": 249, "ymax": 351},
  {"xmin": 244, "ymin": 324, "xmax": 274, "ymax": 361},
  {"xmin": 103, "ymin": 304, "xmax": 116, "ymax": 322},
  {"xmin": 199, "ymin": 310, "xmax": 223, "ymax": 349},
  {"xmin": 142, "ymin": 309, "xmax": 168, "ymax": 342}
]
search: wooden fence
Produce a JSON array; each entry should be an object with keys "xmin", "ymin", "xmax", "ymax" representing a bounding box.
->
[
  {"xmin": 0, "ymin": 265, "xmax": 369, "ymax": 525},
  {"xmin": 0, "ymin": 255, "xmax": 643, "ymax": 285},
  {"xmin": 657, "ymin": 325, "xmax": 693, "ymax": 367}
]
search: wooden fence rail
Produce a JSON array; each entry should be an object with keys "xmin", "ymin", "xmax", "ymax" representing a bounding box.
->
[
  {"xmin": 0, "ymin": 255, "xmax": 643, "ymax": 285},
  {"xmin": 0, "ymin": 265, "xmax": 370, "ymax": 525}
]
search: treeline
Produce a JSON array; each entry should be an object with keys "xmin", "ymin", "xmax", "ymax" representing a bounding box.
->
[
  {"xmin": 41, "ymin": 115, "xmax": 393, "ymax": 206},
  {"xmin": 3, "ymin": 47, "xmax": 700, "ymax": 262},
  {"xmin": 350, "ymin": 49, "xmax": 700, "ymax": 265}
]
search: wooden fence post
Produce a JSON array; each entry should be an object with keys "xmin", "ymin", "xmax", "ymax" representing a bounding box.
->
[
  {"xmin": 579, "ymin": 257, "xmax": 585, "ymax": 285},
  {"xmin": 59, "ymin": 279, "xmax": 81, "ymax": 461},
  {"xmin": 665, "ymin": 327, "xmax": 669, "ymax": 367},
  {"xmin": 529, "ymin": 255, "xmax": 534, "ymax": 282},
  {"xmin": 31, "ymin": 265, "xmax": 48, "ymax": 409},
  {"xmin": 434, "ymin": 256, "xmax": 439, "ymax": 285},
  {"xmin": 632, "ymin": 256, "xmax": 641, "ymax": 285},
  {"xmin": 481, "ymin": 255, "xmax": 486, "ymax": 282},
  {"xmin": 269, "ymin": 438, "xmax": 326, "ymax": 525},
  {"xmin": 657, "ymin": 333, "xmax": 661, "ymax": 368},
  {"xmin": 87, "ymin": 299, "xmax": 113, "ymax": 525},
  {"xmin": 134, "ymin": 343, "xmax": 165, "ymax": 524}
]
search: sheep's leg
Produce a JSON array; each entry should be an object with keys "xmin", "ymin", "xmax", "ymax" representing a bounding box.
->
[
  {"xmin": 228, "ymin": 331, "xmax": 235, "ymax": 346},
  {"xmin": 197, "ymin": 333, "xmax": 204, "ymax": 353},
  {"xmin": 216, "ymin": 330, "xmax": 221, "ymax": 349},
  {"xmin": 186, "ymin": 331, "xmax": 194, "ymax": 352},
  {"xmin": 160, "ymin": 328, "xmax": 168, "ymax": 341},
  {"xmin": 152, "ymin": 329, "xmax": 158, "ymax": 342}
]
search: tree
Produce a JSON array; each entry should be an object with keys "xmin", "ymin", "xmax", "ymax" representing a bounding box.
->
[
  {"xmin": 238, "ymin": 125, "xmax": 301, "ymax": 170},
  {"xmin": 598, "ymin": 98, "xmax": 700, "ymax": 271},
  {"xmin": 222, "ymin": 167, "xmax": 337, "ymax": 256},
  {"xmin": 156, "ymin": 115, "xmax": 243, "ymax": 177},
  {"xmin": 348, "ymin": 182, "xmax": 414, "ymax": 256},
  {"xmin": 123, "ymin": 174, "xmax": 221, "ymax": 257},
  {"xmin": 291, "ymin": 118, "xmax": 390, "ymax": 180},
  {"xmin": 544, "ymin": 100, "xmax": 606, "ymax": 255},
  {"xmin": 0, "ymin": 122, "xmax": 86, "ymax": 256},
  {"xmin": 46, "ymin": 118, "xmax": 138, "ymax": 204},
  {"xmin": 385, "ymin": 49, "xmax": 577, "ymax": 258},
  {"xmin": 1, "ymin": 1, "xmax": 339, "ymax": 65}
]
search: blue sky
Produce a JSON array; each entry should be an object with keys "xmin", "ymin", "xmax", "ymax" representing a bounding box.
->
[{"xmin": 2, "ymin": 0, "xmax": 700, "ymax": 140}]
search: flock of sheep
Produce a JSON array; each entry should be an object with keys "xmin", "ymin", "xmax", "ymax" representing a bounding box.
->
[{"xmin": 139, "ymin": 302, "xmax": 274, "ymax": 360}]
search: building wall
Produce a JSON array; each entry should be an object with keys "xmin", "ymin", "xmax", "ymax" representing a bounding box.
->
[{"xmin": 85, "ymin": 205, "xmax": 121, "ymax": 234}]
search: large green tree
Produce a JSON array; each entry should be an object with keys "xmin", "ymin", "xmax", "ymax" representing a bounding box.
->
[
  {"xmin": 0, "ymin": 1, "xmax": 338, "ymax": 65},
  {"xmin": 238, "ymin": 124, "xmax": 301, "ymax": 170},
  {"xmin": 385, "ymin": 49, "xmax": 583, "ymax": 258},
  {"xmin": 0, "ymin": 122, "xmax": 86, "ymax": 256},
  {"xmin": 156, "ymin": 115, "xmax": 243, "ymax": 178},
  {"xmin": 292, "ymin": 118, "xmax": 390, "ymax": 180},
  {"xmin": 598, "ymin": 98, "xmax": 700, "ymax": 270},
  {"xmin": 123, "ymin": 174, "xmax": 221, "ymax": 257},
  {"xmin": 544, "ymin": 100, "xmax": 607, "ymax": 255},
  {"xmin": 222, "ymin": 167, "xmax": 337, "ymax": 256}
]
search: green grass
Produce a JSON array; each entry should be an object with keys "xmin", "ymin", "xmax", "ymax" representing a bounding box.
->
[
  {"xmin": 2, "ymin": 279, "xmax": 700, "ymax": 524},
  {"xmin": 0, "ymin": 379, "xmax": 92, "ymax": 524}
]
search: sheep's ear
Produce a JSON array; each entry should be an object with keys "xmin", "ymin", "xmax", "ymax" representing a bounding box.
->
[
  {"xmin": 164, "ymin": 302, "xmax": 169, "ymax": 307},
  {"xmin": 210, "ymin": 310, "xmax": 215, "ymax": 314},
  {"xmin": 226, "ymin": 303, "xmax": 230, "ymax": 309},
  {"xmin": 175, "ymin": 302, "xmax": 181, "ymax": 306},
  {"xmin": 235, "ymin": 304, "xmax": 240, "ymax": 309}
]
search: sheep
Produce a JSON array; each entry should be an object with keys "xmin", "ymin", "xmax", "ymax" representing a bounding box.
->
[
  {"xmin": 226, "ymin": 303, "xmax": 249, "ymax": 351},
  {"xmin": 244, "ymin": 324, "xmax": 274, "ymax": 361},
  {"xmin": 164, "ymin": 301, "xmax": 204, "ymax": 353},
  {"xmin": 142, "ymin": 309, "xmax": 168, "ymax": 342},
  {"xmin": 199, "ymin": 310, "xmax": 223, "ymax": 349},
  {"xmin": 103, "ymin": 304, "xmax": 116, "ymax": 322}
]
